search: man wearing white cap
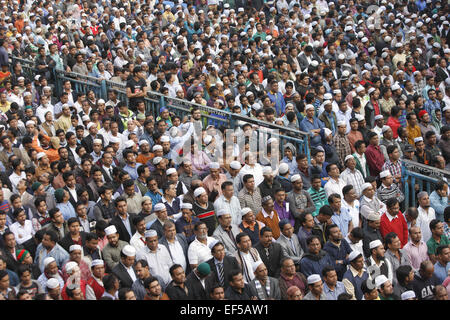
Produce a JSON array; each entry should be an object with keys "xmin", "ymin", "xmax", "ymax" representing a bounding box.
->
[
  {"xmin": 202, "ymin": 162, "xmax": 228, "ymax": 201},
  {"xmin": 375, "ymin": 275, "xmax": 397, "ymax": 300},
  {"xmin": 178, "ymin": 159, "xmax": 200, "ymax": 191},
  {"xmin": 333, "ymin": 120, "xmax": 352, "ymax": 167},
  {"xmin": 212, "ymin": 208, "xmax": 241, "ymax": 256},
  {"xmin": 342, "ymin": 251, "xmax": 369, "ymax": 300},
  {"xmin": 111, "ymin": 245, "xmax": 137, "ymax": 289},
  {"xmin": 192, "ymin": 187, "xmax": 218, "ymax": 236},
  {"xmin": 85, "ymin": 259, "xmax": 106, "ymax": 300},
  {"xmin": 360, "ymin": 181, "xmax": 386, "ymax": 226},
  {"xmin": 377, "ymin": 170, "xmax": 405, "ymax": 203},
  {"xmin": 81, "ymin": 122, "xmax": 105, "ymax": 154},
  {"xmin": 61, "ymin": 244, "xmax": 91, "ymax": 282},
  {"xmin": 46, "ymin": 277, "xmax": 62, "ymax": 300},
  {"xmin": 248, "ymin": 261, "xmax": 281, "ymax": 300},
  {"xmin": 366, "ymin": 239, "xmax": 393, "ymax": 283},
  {"xmin": 225, "ymin": 160, "xmax": 243, "ymax": 197},
  {"xmin": 303, "ymin": 274, "xmax": 327, "ymax": 300},
  {"xmin": 37, "ymin": 257, "xmax": 65, "ymax": 293},
  {"xmin": 214, "ymin": 180, "xmax": 242, "ymax": 227},
  {"xmin": 238, "ymin": 152, "xmax": 264, "ymax": 187},
  {"xmin": 136, "ymin": 229, "xmax": 173, "ymax": 287},
  {"xmin": 101, "ymin": 225, "xmax": 128, "ymax": 273}
]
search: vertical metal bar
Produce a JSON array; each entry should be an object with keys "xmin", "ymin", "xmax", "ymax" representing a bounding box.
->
[{"xmin": 411, "ymin": 176, "xmax": 416, "ymax": 207}]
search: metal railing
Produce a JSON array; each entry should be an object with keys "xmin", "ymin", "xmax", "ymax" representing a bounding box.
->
[{"xmin": 401, "ymin": 159, "xmax": 450, "ymax": 208}]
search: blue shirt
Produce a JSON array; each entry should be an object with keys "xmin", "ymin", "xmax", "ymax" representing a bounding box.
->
[
  {"xmin": 56, "ymin": 202, "xmax": 77, "ymax": 220},
  {"xmin": 267, "ymin": 91, "xmax": 286, "ymax": 116},
  {"xmin": 300, "ymin": 117, "xmax": 324, "ymax": 134},
  {"xmin": 145, "ymin": 190, "xmax": 163, "ymax": 206},
  {"xmin": 429, "ymin": 190, "xmax": 448, "ymax": 222},
  {"xmin": 323, "ymin": 281, "xmax": 347, "ymax": 300},
  {"xmin": 36, "ymin": 242, "xmax": 70, "ymax": 273},
  {"xmin": 123, "ymin": 163, "xmax": 142, "ymax": 181},
  {"xmin": 433, "ymin": 261, "xmax": 449, "ymax": 283},
  {"xmin": 331, "ymin": 209, "xmax": 353, "ymax": 238}
]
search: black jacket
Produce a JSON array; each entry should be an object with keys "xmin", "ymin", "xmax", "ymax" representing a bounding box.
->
[
  {"xmin": 164, "ymin": 280, "xmax": 190, "ymax": 300},
  {"xmin": 254, "ymin": 242, "xmax": 285, "ymax": 278},
  {"xmin": 206, "ymin": 255, "xmax": 241, "ymax": 289},
  {"xmin": 185, "ymin": 271, "xmax": 215, "ymax": 300},
  {"xmin": 58, "ymin": 231, "xmax": 88, "ymax": 253},
  {"xmin": 111, "ymin": 213, "xmax": 137, "ymax": 243},
  {"xmin": 112, "ymin": 261, "xmax": 136, "ymax": 289}
]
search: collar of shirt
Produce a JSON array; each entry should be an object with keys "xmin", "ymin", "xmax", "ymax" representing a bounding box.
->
[
  {"xmin": 385, "ymin": 211, "xmax": 398, "ymax": 222},
  {"xmin": 363, "ymin": 195, "xmax": 373, "ymax": 203},
  {"xmin": 119, "ymin": 213, "xmax": 129, "ymax": 222},
  {"xmin": 242, "ymin": 220, "xmax": 256, "ymax": 230},
  {"xmin": 262, "ymin": 208, "xmax": 274, "ymax": 219},
  {"xmin": 349, "ymin": 265, "xmax": 366, "ymax": 277}
]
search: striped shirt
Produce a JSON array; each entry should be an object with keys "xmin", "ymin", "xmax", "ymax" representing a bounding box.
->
[
  {"xmin": 381, "ymin": 159, "xmax": 402, "ymax": 178},
  {"xmin": 340, "ymin": 167, "xmax": 365, "ymax": 198}
]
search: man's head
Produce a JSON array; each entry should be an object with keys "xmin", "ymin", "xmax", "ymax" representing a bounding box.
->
[
  {"xmin": 228, "ymin": 270, "xmax": 245, "ymax": 290},
  {"xmin": 307, "ymin": 274, "xmax": 323, "ymax": 296}
]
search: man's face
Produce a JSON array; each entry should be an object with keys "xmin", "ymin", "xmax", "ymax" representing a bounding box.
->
[
  {"xmin": 134, "ymin": 263, "xmax": 149, "ymax": 280},
  {"xmin": 156, "ymin": 208, "xmax": 168, "ymax": 222},
  {"xmin": 255, "ymin": 264, "xmax": 268, "ymax": 281},
  {"xmin": 146, "ymin": 236, "xmax": 159, "ymax": 251},
  {"xmin": 116, "ymin": 200, "xmax": 128, "ymax": 216},
  {"xmin": 107, "ymin": 233, "xmax": 119, "ymax": 247},
  {"xmin": 281, "ymin": 223, "xmax": 294, "ymax": 238},
  {"xmin": 329, "ymin": 227, "xmax": 342, "ymax": 242},
  {"xmin": 147, "ymin": 280, "xmax": 161, "ymax": 297},
  {"xmin": 230, "ymin": 273, "xmax": 245, "ymax": 290},
  {"xmin": 164, "ymin": 225, "xmax": 176, "ymax": 240},
  {"xmin": 308, "ymin": 238, "xmax": 321, "ymax": 255},
  {"xmin": 69, "ymin": 222, "xmax": 80, "ymax": 234},
  {"xmin": 210, "ymin": 287, "xmax": 225, "ymax": 300},
  {"xmin": 244, "ymin": 178, "xmax": 255, "ymax": 190},
  {"xmin": 419, "ymin": 195, "xmax": 430, "ymax": 208},
  {"xmin": 172, "ymin": 266, "xmax": 186, "ymax": 284},
  {"xmin": 4, "ymin": 234, "xmax": 16, "ymax": 248},
  {"xmin": 330, "ymin": 197, "xmax": 341, "ymax": 213},
  {"xmin": 310, "ymin": 280, "xmax": 323, "ymax": 296},
  {"xmin": 324, "ymin": 270, "xmax": 338, "ymax": 287},
  {"xmin": 122, "ymin": 255, "xmax": 135, "ymax": 268},
  {"xmin": 380, "ymin": 280, "xmax": 394, "ymax": 296},
  {"xmin": 0, "ymin": 275, "xmax": 9, "ymax": 290}
]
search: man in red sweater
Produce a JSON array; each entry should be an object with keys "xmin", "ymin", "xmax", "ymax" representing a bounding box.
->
[
  {"xmin": 380, "ymin": 198, "xmax": 408, "ymax": 248},
  {"xmin": 365, "ymin": 131, "xmax": 385, "ymax": 177}
]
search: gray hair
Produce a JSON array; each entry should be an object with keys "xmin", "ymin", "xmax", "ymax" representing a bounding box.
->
[{"xmin": 417, "ymin": 191, "xmax": 428, "ymax": 200}]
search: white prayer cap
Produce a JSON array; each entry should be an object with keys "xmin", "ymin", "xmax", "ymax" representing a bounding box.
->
[
  {"xmin": 44, "ymin": 257, "xmax": 56, "ymax": 268},
  {"xmin": 87, "ymin": 122, "xmax": 96, "ymax": 130},
  {"xmin": 23, "ymin": 92, "xmax": 32, "ymax": 97},
  {"xmin": 333, "ymin": 89, "xmax": 341, "ymax": 95},
  {"xmin": 122, "ymin": 245, "xmax": 136, "ymax": 257},
  {"xmin": 307, "ymin": 274, "xmax": 322, "ymax": 285},
  {"xmin": 374, "ymin": 114, "xmax": 384, "ymax": 120},
  {"xmin": 154, "ymin": 133, "xmax": 169, "ymax": 143},
  {"xmin": 223, "ymin": 89, "xmax": 232, "ymax": 96},
  {"xmin": 82, "ymin": 115, "xmax": 90, "ymax": 122},
  {"xmin": 344, "ymin": 155, "xmax": 354, "ymax": 163},
  {"xmin": 391, "ymin": 83, "xmax": 401, "ymax": 91},
  {"xmin": 69, "ymin": 244, "xmax": 82, "ymax": 252},
  {"xmin": 361, "ymin": 37, "xmax": 368, "ymax": 43},
  {"xmin": 154, "ymin": 203, "xmax": 166, "ymax": 211},
  {"xmin": 239, "ymin": 208, "xmax": 252, "ymax": 217},
  {"xmin": 93, "ymin": 139, "xmax": 102, "ymax": 145},
  {"xmin": 401, "ymin": 290, "xmax": 416, "ymax": 300},
  {"xmin": 368, "ymin": 87, "xmax": 376, "ymax": 95},
  {"xmin": 166, "ymin": 168, "xmax": 177, "ymax": 176},
  {"xmin": 356, "ymin": 86, "xmax": 365, "ymax": 93},
  {"xmin": 153, "ymin": 157, "xmax": 163, "ymax": 165},
  {"xmin": 414, "ymin": 137, "xmax": 423, "ymax": 143},
  {"xmin": 252, "ymin": 260, "xmax": 265, "ymax": 273},
  {"xmin": 144, "ymin": 229, "xmax": 158, "ymax": 238},
  {"xmin": 91, "ymin": 259, "xmax": 104, "ymax": 267},
  {"xmin": 152, "ymin": 144, "xmax": 163, "ymax": 151},
  {"xmin": 262, "ymin": 166, "xmax": 273, "ymax": 176},
  {"xmin": 355, "ymin": 114, "xmax": 365, "ymax": 121},
  {"xmin": 381, "ymin": 125, "xmax": 391, "ymax": 134},
  {"xmin": 209, "ymin": 162, "xmax": 220, "ymax": 169},
  {"xmin": 26, "ymin": 120, "xmax": 35, "ymax": 126},
  {"xmin": 194, "ymin": 187, "xmax": 207, "ymax": 198},
  {"xmin": 338, "ymin": 54, "xmax": 345, "ymax": 60},
  {"xmin": 305, "ymin": 104, "xmax": 315, "ymax": 111},
  {"xmin": 322, "ymin": 100, "xmax": 332, "ymax": 106},
  {"xmin": 37, "ymin": 152, "xmax": 46, "ymax": 160},
  {"xmin": 97, "ymin": 99, "xmax": 105, "ymax": 104},
  {"xmin": 337, "ymin": 121, "xmax": 346, "ymax": 127},
  {"xmin": 310, "ymin": 60, "xmax": 319, "ymax": 67},
  {"xmin": 110, "ymin": 136, "xmax": 121, "ymax": 144},
  {"xmin": 323, "ymin": 128, "xmax": 332, "ymax": 137},
  {"xmin": 375, "ymin": 275, "xmax": 389, "ymax": 288},
  {"xmin": 348, "ymin": 251, "xmax": 362, "ymax": 262},
  {"xmin": 361, "ymin": 182, "xmax": 373, "ymax": 192},
  {"xmin": 278, "ymin": 163, "xmax": 289, "ymax": 175},
  {"xmin": 46, "ymin": 278, "xmax": 60, "ymax": 289},
  {"xmin": 181, "ymin": 203, "xmax": 193, "ymax": 210},
  {"xmin": 267, "ymin": 137, "xmax": 277, "ymax": 144},
  {"xmin": 105, "ymin": 225, "xmax": 118, "ymax": 236},
  {"xmin": 124, "ymin": 140, "xmax": 135, "ymax": 149},
  {"xmin": 367, "ymin": 212, "xmax": 381, "ymax": 222},
  {"xmin": 204, "ymin": 135, "xmax": 212, "ymax": 145},
  {"xmin": 216, "ymin": 208, "xmax": 229, "ymax": 217},
  {"xmin": 230, "ymin": 161, "xmax": 241, "ymax": 170},
  {"xmin": 65, "ymin": 261, "xmax": 78, "ymax": 274},
  {"xmin": 380, "ymin": 170, "xmax": 391, "ymax": 179},
  {"xmin": 369, "ymin": 239, "xmax": 383, "ymax": 250},
  {"xmin": 290, "ymin": 174, "xmax": 301, "ymax": 183},
  {"xmin": 208, "ymin": 239, "xmax": 219, "ymax": 250}
]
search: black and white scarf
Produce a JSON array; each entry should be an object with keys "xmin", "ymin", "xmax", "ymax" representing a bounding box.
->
[{"xmin": 254, "ymin": 278, "xmax": 271, "ymax": 300}]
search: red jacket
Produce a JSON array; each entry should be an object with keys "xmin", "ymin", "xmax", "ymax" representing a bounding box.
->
[
  {"xmin": 380, "ymin": 211, "xmax": 408, "ymax": 247},
  {"xmin": 365, "ymin": 144, "xmax": 385, "ymax": 177},
  {"xmin": 86, "ymin": 276, "xmax": 105, "ymax": 300},
  {"xmin": 61, "ymin": 279, "xmax": 87, "ymax": 300}
]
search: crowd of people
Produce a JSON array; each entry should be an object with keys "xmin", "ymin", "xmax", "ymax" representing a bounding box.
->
[{"xmin": 0, "ymin": 0, "xmax": 449, "ymax": 301}]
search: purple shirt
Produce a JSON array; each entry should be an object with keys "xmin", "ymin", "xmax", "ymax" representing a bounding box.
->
[{"xmin": 274, "ymin": 200, "xmax": 295, "ymax": 227}]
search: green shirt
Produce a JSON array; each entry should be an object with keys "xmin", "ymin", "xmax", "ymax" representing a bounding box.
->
[
  {"xmin": 379, "ymin": 294, "xmax": 395, "ymax": 300},
  {"xmin": 426, "ymin": 235, "xmax": 450, "ymax": 255},
  {"xmin": 308, "ymin": 187, "xmax": 328, "ymax": 216}
]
